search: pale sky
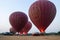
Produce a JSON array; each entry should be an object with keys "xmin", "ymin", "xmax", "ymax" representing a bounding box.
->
[{"xmin": 0, "ymin": 0, "xmax": 60, "ymax": 33}]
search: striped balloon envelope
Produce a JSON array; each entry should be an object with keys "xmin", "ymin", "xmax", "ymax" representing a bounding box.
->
[
  {"xmin": 9, "ymin": 11, "xmax": 28, "ymax": 33},
  {"xmin": 29, "ymin": 0, "xmax": 56, "ymax": 33}
]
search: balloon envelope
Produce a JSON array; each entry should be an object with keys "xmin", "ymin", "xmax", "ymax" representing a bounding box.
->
[
  {"xmin": 9, "ymin": 11, "xmax": 28, "ymax": 32},
  {"xmin": 29, "ymin": 1, "xmax": 56, "ymax": 33},
  {"xmin": 20, "ymin": 21, "xmax": 32, "ymax": 34}
]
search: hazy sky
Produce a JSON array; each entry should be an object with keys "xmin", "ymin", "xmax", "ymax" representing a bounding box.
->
[{"xmin": 0, "ymin": 0, "xmax": 60, "ymax": 33}]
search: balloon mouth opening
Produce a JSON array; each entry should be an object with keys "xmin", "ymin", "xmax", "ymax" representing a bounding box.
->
[
  {"xmin": 40, "ymin": 29, "xmax": 45, "ymax": 33},
  {"xmin": 20, "ymin": 32, "xmax": 27, "ymax": 35}
]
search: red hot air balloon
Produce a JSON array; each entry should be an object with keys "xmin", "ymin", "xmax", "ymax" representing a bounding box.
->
[
  {"xmin": 10, "ymin": 27, "xmax": 16, "ymax": 34},
  {"xmin": 20, "ymin": 21, "xmax": 32, "ymax": 34},
  {"xmin": 9, "ymin": 11, "xmax": 28, "ymax": 32},
  {"xmin": 29, "ymin": 0, "xmax": 56, "ymax": 33}
]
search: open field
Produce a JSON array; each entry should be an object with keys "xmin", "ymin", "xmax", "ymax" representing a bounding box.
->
[{"xmin": 0, "ymin": 35, "xmax": 60, "ymax": 40}]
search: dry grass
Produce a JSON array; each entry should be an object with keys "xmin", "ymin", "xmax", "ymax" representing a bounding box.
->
[{"xmin": 0, "ymin": 35, "xmax": 60, "ymax": 40}]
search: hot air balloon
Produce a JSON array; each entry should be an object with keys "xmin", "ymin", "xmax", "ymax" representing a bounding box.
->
[
  {"xmin": 9, "ymin": 11, "xmax": 28, "ymax": 33},
  {"xmin": 10, "ymin": 27, "xmax": 16, "ymax": 34},
  {"xmin": 20, "ymin": 21, "xmax": 32, "ymax": 34},
  {"xmin": 29, "ymin": 0, "xmax": 56, "ymax": 33}
]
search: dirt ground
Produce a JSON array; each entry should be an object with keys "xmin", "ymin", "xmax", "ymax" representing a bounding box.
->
[{"xmin": 0, "ymin": 35, "xmax": 60, "ymax": 40}]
